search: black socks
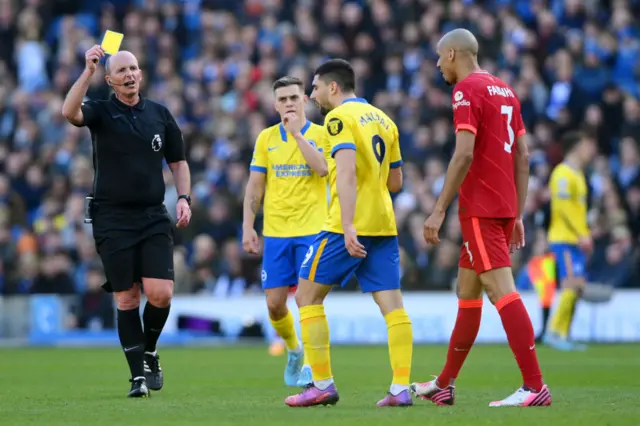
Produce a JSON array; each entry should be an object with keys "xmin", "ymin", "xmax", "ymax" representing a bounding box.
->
[
  {"xmin": 143, "ymin": 302, "xmax": 171, "ymax": 353},
  {"xmin": 117, "ymin": 308, "xmax": 145, "ymax": 378}
]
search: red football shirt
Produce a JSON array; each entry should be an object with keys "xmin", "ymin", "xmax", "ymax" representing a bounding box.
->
[{"xmin": 452, "ymin": 70, "xmax": 526, "ymax": 219}]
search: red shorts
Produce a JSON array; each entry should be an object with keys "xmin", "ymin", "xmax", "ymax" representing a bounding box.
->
[{"xmin": 458, "ymin": 217, "xmax": 515, "ymax": 274}]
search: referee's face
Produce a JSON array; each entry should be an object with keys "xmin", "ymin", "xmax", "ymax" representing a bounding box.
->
[{"xmin": 105, "ymin": 51, "xmax": 142, "ymax": 98}]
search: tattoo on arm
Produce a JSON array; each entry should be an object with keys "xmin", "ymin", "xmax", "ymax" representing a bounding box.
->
[{"xmin": 250, "ymin": 196, "xmax": 261, "ymax": 214}]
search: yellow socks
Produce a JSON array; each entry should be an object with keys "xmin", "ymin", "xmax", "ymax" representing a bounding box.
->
[
  {"xmin": 297, "ymin": 305, "xmax": 412, "ymax": 391},
  {"xmin": 385, "ymin": 308, "xmax": 413, "ymax": 386},
  {"xmin": 549, "ymin": 288, "xmax": 578, "ymax": 338},
  {"xmin": 300, "ymin": 305, "xmax": 332, "ymax": 382},
  {"xmin": 269, "ymin": 310, "xmax": 300, "ymax": 352}
]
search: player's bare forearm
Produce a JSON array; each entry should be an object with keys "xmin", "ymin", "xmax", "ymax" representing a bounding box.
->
[
  {"xmin": 61, "ymin": 70, "xmax": 93, "ymax": 124},
  {"xmin": 293, "ymin": 133, "xmax": 328, "ymax": 176},
  {"xmin": 243, "ymin": 172, "xmax": 265, "ymax": 229},
  {"xmin": 335, "ymin": 150, "xmax": 357, "ymax": 228},
  {"xmin": 514, "ymin": 135, "xmax": 530, "ymax": 218},
  {"xmin": 435, "ymin": 153, "xmax": 472, "ymax": 213},
  {"xmin": 434, "ymin": 131, "xmax": 475, "ymax": 213},
  {"xmin": 387, "ymin": 168, "xmax": 403, "ymax": 192},
  {"xmin": 168, "ymin": 160, "xmax": 191, "ymax": 196}
]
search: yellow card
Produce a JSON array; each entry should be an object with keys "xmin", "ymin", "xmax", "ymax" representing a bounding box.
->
[{"xmin": 101, "ymin": 30, "xmax": 124, "ymax": 55}]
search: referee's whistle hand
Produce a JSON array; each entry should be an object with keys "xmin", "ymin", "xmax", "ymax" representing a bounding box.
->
[
  {"xmin": 85, "ymin": 45, "xmax": 105, "ymax": 74},
  {"xmin": 175, "ymin": 199, "xmax": 191, "ymax": 228}
]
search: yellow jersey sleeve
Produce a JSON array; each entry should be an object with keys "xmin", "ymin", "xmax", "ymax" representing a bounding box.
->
[
  {"xmin": 325, "ymin": 111, "xmax": 356, "ymax": 157},
  {"xmin": 250, "ymin": 129, "xmax": 269, "ymax": 173},
  {"xmin": 389, "ymin": 123, "xmax": 403, "ymax": 169}
]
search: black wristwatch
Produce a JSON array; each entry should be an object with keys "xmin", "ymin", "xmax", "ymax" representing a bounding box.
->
[{"xmin": 178, "ymin": 194, "xmax": 191, "ymax": 206}]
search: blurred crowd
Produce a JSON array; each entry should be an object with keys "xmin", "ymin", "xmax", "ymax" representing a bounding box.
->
[{"xmin": 1, "ymin": 0, "xmax": 640, "ymax": 327}]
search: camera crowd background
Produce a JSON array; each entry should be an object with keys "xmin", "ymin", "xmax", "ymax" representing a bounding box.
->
[{"xmin": 0, "ymin": 0, "xmax": 639, "ymax": 329}]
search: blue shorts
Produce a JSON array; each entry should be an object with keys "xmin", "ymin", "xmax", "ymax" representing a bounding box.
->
[
  {"xmin": 549, "ymin": 243, "xmax": 586, "ymax": 282},
  {"xmin": 299, "ymin": 231, "xmax": 401, "ymax": 293},
  {"xmin": 262, "ymin": 235, "xmax": 316, "ymax": 289}
]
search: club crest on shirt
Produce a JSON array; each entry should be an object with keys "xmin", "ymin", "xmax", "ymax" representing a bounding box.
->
[
  {"xmin": 327, "ymin": 118, "xmax": 343, "ymax": 136},
  {"xmin": 452, "ymin": 91, "xmax": 470, "ymax": 110},
  {"xmin": 151, "ymin": 134, "xmax": 162, "ymax": 152}
]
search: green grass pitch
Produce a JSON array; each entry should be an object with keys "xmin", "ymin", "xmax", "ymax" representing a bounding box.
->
[{"xmin": 0, "ymin": 344, "xmax": 638, "ymax": 425}]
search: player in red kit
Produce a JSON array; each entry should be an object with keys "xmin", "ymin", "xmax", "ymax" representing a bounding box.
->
[{"xmin": 411, "ymin": 29, "xmax": 551, "ymax": 407}]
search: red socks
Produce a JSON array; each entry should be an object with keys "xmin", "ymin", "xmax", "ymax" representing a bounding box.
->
[
  {"xmin": 496, "ymin": 292, "xmax": 544, "ymax": 392},
  {"xmin": 437, "ymin": 299, "xmax": 483, "ymax": 388},
  {"xmin": 437, "ymin": 293, "xmax": 544, "ymax": 393}
]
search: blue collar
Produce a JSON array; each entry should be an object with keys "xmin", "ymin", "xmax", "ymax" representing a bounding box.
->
[
  {"xmin": 342, "ymin": 97, "xmax": 368, "ymax": 104},
  {"xmin": 279, "ymin": 119, "xmax": 312, "ymax": 142}
]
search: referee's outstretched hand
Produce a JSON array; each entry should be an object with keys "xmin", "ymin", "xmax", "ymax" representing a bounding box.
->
[
  {"xmin": 85, "ymin": 45, "xmax": 105, "ymax": 74},
  {"xmin": 176, "ymin": 198, "xmax": 191, "ymax": 228}
]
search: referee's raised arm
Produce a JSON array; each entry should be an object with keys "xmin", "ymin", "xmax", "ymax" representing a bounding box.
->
[{"xmin": 62, "ymin": 45, "xmax": 105, "ymax": 126}]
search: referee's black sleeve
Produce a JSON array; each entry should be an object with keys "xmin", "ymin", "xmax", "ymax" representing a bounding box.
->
[
  {"xmin": 163, "ymin": 107, "xmax": 186, "ymax": 163},
  {"xmin": 75, "ymin": 100, "xmax": 102, "ymax": 128}
]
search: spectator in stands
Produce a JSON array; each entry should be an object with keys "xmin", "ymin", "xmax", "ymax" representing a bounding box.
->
[
  {"xmin": 30, "ymin": 251, "xmax": 75, "ymax": 294},
  {"xmin": 73, "ymin": 261, "xmax": 115, "ymax": 330}
]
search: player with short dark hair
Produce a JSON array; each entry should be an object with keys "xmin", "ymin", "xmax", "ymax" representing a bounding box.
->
[
  {"xmin": 412, "ymin": 29, "xmax": 551, "ymax": 407},
  {"xmin": 62, "ymin": 46, "xmax": 191, "ymax": 398},
  {"xmin": 285, "ymin": 59, "xmax": 413, "ymax": 408},
  {"xmin": 271, "ymin": 75, "xmax": 306, "ymax": 92},
  {"xmin": 543, "ymin": 131, "xmax": 596, "ymax": 351},
  {"xmin": 243, "ymin": 75, "xmax": 327, "ymax": 387},
  {"xmin": 560, "ymin": 131, "xmax": 585, "ymax": 152}
]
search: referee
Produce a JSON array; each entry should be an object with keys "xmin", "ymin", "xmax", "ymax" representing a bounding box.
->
[{"xmin": 62, "ymin": 45, "xmax": 192, "ymax": 398}]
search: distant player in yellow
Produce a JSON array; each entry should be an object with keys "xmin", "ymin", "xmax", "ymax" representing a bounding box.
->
[
  {"xmin": 544, "ymin": 131, "xmax": 596, "ymax": 351},
  {"xmin": 243, "ymin": 76, "xmax": 327, "ymax": 387},
  {"xmin": 284, "ymin": 59, "xmax": 413, "ymax": 407}
]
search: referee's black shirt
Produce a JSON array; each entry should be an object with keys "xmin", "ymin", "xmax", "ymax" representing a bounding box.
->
[{"xmin": 74, "ymin": 94, "xmax": 186, "ymax": 207}]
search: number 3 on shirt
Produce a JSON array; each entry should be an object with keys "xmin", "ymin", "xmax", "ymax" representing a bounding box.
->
[{"xmin": 501, "ymin": 105, "xmax": 515, "ymax": 154}]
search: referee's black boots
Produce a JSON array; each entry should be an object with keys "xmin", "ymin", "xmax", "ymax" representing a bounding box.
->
[
  {"xmin": 127, "ymin": 377, "xmax": 150, "ymax": 398},
  {"xmin": 144, "ymin": 352, "xmax": 164, "ymax": 391}
]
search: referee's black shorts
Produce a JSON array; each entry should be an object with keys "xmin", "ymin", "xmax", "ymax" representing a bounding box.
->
[{"xmin": 92, "ymin": 204, "xmax": 174, "ymax": 293}]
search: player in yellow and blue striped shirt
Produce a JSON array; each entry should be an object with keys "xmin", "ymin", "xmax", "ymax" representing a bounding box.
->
[
  {"xmin": 285, "ymin": 59, "xmax": 413, "ymax": 408},
  {"xmin": 544, "ymin": 131, "xmax": 596, "ymax": 351},
  {"xmin": 242, "ymin": 76, "xmax": 327, "ymax": 387}
]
